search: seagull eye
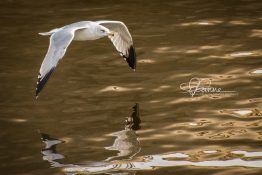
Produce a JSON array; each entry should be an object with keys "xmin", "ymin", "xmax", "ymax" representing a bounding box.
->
[{"xmin": 100, "ymin": 29, "xmax": 105, "ymax": 33}]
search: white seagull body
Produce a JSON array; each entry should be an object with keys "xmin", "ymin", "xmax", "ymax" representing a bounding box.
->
[{"xmin": 36, "ymin": 20, "xmax": 136, "ymax": 98}]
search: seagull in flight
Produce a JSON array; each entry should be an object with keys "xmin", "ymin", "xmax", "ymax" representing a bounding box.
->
[{"xmin": 36, "ymin": 20, "xmax": 136, "ymax": 98}]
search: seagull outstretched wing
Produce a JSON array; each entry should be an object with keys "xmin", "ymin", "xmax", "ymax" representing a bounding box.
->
[
  {"xmin": 36, "ymin": 28, "xmax": 78, "ymax": 98},
  {"xmin": 97, "ymin": 21, "xmax": 136, "ymax": 70}
]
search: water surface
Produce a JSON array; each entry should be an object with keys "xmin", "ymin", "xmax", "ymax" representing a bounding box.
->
[{"xmin": 0, "ymin": 0, "xmax": 262, "ymax": 174}]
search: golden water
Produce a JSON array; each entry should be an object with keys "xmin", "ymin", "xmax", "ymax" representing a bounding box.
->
[{"xmin": 0, "ymin": 0, "xmax": 262, "ymax": 174}]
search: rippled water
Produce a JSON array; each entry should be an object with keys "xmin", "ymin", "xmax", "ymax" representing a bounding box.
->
[{"xmin": 1, "ymin": 0, "xmax": 262, "ymax": 174}]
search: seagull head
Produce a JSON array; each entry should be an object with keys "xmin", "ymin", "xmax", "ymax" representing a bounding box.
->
[
  {"xmin": 97, "ymin": 25, "xmax": 115, "ymax": 38},
  {"xmin": 97, "ymin": 25, "xmax": 112, "ymax": 37}
]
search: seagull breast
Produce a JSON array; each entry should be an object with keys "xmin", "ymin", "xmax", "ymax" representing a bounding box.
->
[{"xmin": 74, "ymin": 28, "xmax": 99, "ymax": 41}]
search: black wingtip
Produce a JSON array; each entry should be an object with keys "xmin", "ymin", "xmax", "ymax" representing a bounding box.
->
[
  {"xmin": 35, "ymin": 68, "xmax": 55, "ymax": 98},
  {"xmin": 125, "ymin": 46, "xmax": 136, "ymax": 71}
]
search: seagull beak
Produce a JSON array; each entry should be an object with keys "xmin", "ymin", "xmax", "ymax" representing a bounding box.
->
[{"xmin": 108, "ymin": 32, "xmax": 114, "ymax": 37}]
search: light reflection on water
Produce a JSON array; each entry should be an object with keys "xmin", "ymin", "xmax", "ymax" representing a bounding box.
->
[
  {"xmin": 40, "ymin": 104, "xmax": 262, "ymax": 174},
  {"xmin": 1, "ymin": 0, "xmax": 262, "ymax": 174}
]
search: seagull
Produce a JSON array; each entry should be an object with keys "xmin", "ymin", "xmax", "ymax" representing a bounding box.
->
[{"xmin": 36, "ymin": 20, "xmax": 136, "ymax": 98}]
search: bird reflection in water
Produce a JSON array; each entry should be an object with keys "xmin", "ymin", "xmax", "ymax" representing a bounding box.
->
[
  {"xmin": 40, "ymin": 103, "xmax": 262, "ymax": 174},
  {"xmin": 105, "ymin": 103, "xmax": 141, "ymax": 161},
  {"xmin": 40, "ymin": 133, "xmax": 76, "ymax": 168},
  {"xmin": 40, "ymin": 103, "xmax": 141, "ymax": 174}
]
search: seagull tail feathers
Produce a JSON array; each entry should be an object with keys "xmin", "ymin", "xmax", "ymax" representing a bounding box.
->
[{"xmin": 38, "ymin": 28, "xmax": 60, "ymax": 36}]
